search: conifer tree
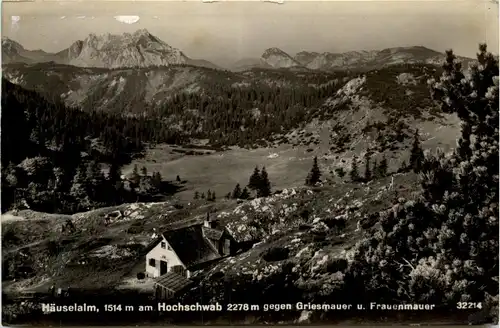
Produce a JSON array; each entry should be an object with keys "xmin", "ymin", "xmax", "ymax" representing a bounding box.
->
[
  {"xmin": 399, "ymin": 160, "xmax": 409, "ymax": 173},
  {"xmin": 141, "ymin": 166, "xmax": 147, "ymax": 176},
  {"xmin": 305, "ymin": 156, "xmax": 322, "ymax": 186},
  {"xmin": 372, "ymin": 160, "xmax": 378, "ymax": 178},
  {"xmin": 377, "ymin": 154, "xmax": 388, "ymax": 178},
  {"xmin": 194, "ymin": 191, "xmax": 200, "ymax": 200},
  {"xmin": 108, "ymin": 163, "xmax": 122, "ymax": 186},
  {"xmin": 248, "ymin": 166, "xmax": 261, "ymax": 191},
  {"xmin": 86, "ymin": 160, "xmax": 105, "ymax": 201},
  {"xmin": 240, "ymin": 187, "xmax": 250, "ymax": 200},
  {"xmin": 257, "ymin": 167, "xmax": 272, "ymax": 197},
  {"xmin": 70, "ymin": 165, "xmax": 87, "ymax": 200},
  {"xmin": 232, "ymin": 183, "xmax": 242, "ymax": 199},
  {"xmin": 363, "ymin": 152, "xmax": 372, "ymax": 181},
  {"xmin": 349, "ymin": 155, "xmax": 360, "ymax": 182},
  {"xmin": 70, "ymin": 165, "xmax": 91, "ymax": 210},
  {"xmin": 176, "ymin": 175, "xmax": 181, "ymax": 182},
  {"xmin": 131, "ymin": 164, "xmax": 140, "ymax": 186},
  {"xmin": 409, "ymin": 129, "xmax": 425, "ymax": 173},
  {"xmin": 152, "ymin": 172, "xmax": 162, "ymax": 190},
  {"xmin": 201, "ymin": 192, "xmax": 205, "ymax": 199}
]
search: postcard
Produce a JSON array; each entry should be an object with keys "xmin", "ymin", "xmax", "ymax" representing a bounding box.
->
[{"xmin": 1, "ymin": 0, "xmax": 499, "ymax": 325}]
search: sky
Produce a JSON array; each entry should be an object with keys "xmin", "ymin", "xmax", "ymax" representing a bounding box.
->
[{"xmin": 2, "ymin": 1, "xmax": 498, "ymax": 67}]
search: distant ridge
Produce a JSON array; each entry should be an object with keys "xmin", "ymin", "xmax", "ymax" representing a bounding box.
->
[{"xmin": 232, "ymin": 45, "xmax": 475, "ymax": 71}]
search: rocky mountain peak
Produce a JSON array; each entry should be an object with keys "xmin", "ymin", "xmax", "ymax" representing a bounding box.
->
[
  {"xmin": 294, "ymin": 51, "xmax": 320, "ymax": 66},
  {"xmin": 261, "ymin": 47, "xmax": 302, "ymax": 68},
  {"xmin": 2, "ymin": 38, "xmax": 24, "ymax": 53},
  {"xmin": 63, "ymin": 29, "xmax": 189, "ymax": 68},
  {"xmin": 262, "ymin": 47, "xmax": 289, "ymax": 58}
]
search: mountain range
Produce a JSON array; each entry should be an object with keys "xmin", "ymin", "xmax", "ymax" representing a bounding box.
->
[
  {"xmin": 3, "ymin": 29, "xmax": 474, "ymax": 72},
  {"xmin": 236, "ymin": 45, "xmax": 474, "ymax": 71},
  {"xmin": 2, "ymin": 29, "xmax": 221, "ymax": 70}
]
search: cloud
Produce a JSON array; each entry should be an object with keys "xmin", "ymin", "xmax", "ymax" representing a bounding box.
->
[{"xmin": 114, "ymin": 16, "xmax": 140, "ymax": 24}]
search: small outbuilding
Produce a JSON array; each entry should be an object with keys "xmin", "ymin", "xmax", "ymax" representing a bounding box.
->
[{"xmin": 154, "ymin": 271, "xmax": 193, "ymax": 300}]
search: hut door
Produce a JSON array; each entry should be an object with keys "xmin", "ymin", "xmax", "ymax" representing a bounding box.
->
[
  {"xmin": 160, "ymin": 260, "xmax": 168, "ymax": 276},
  {"xmin": 223, "ymin": 239, "xmax": 230, "ymax": 255}
]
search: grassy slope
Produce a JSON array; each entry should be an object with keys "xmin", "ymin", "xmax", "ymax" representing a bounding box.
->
[
  {"xmin": 1, "ymin": 171, "xmax": 418, "ymax": 293},
  {"xmin": 122, "ymin": 65, "xmax": 460, "ymax": 202}
]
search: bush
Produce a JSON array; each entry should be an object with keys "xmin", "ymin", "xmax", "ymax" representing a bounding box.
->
[
  {"xmin": 261, "ymin": 246, "xmax": 290, "ymax": 262},
  {"xmin": 127, "ymin": 221, "xmax": 144, "ymax": 234},
  {"xmin": 137, "ymin": 272, "xmax": 145, "ymax": 280},
  {"xmin": 326, "ymin": 258, "xmax": 349, "ymax": 273}
]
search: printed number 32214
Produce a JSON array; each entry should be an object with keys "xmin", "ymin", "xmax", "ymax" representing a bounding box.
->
[{"xmin": 456, "ymin": 302, "xmax": 482, "ymax": 309}]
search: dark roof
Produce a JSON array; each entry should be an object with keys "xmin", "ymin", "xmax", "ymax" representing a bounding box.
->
[
  {"xmin": 155, "ymin": 272, "xmax": 193, "ymax": 293},
  {"xmin": 162, "ymin": 225, "xmax": 220, "ymax": 268},
  {"xmin": 202, "ymin": 226, "xmax": 224, "ymax": 240}
]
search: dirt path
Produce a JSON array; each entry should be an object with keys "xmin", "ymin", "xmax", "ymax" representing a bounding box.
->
[{"xmin": 3, "ymin": 240, "xmax": 46, "ymax": 254}]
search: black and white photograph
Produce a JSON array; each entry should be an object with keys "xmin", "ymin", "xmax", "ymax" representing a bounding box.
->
[{"xmin": 1, "ymin": 0, "xmax": 499, "ymax": 325}]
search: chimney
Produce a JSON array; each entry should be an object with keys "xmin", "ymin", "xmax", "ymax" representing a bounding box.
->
[{"xmin": 204, "ymin": 212, "xmax": 210, "ymax": 228}]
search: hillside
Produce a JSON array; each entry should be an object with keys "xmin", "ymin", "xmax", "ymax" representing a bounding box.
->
[{"xmin": 2, "ymin": 60, "xmax": 454, "ymax": 151}]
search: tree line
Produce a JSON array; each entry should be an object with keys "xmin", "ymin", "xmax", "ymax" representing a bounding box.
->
[{"xmin": 0, "ymin": 79, "xmax": 179, "ymax": 213}]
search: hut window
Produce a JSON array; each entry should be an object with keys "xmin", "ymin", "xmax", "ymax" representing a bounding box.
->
[
  {"xmin": 149, "ymin": 259, "xmax": 156, "ymax": 267},
  {"xmin": 161, "ymin": 242, "xmax": 166, "ymax": 249}
]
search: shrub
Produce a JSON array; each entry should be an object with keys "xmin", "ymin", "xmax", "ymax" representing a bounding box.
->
[
  {"xmin": 326, "ymin": 258, "xmax": 349, "ymax": 273},
  {"xmin": 137, "ymin": 272, "xmax": 145, "ymax": 280},
  {"xmin": 261, "ymin": 246, "xmax": 290, "ymax": 262},
  {"xmin": 127, "ymin": 222, "xmax": 144, "ymax": 234}
]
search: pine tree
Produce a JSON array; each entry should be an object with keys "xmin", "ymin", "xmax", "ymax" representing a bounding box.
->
[
  {"xmin": 141, "ymin": 166, "xmax": 147, "ymax": 176},
  {"xmin": 225, "ymin": 192, "xmax": 231, "ymax": 199},
  {"xmin": 176, "ymin": 175, "xmax": 181, "ymax": 182},
  {"xmin": 305, "ymin": 156, "xmax": 322, "ymax": 186},
  {"xmin": 372, "ymin": 160, "xmax": 378, "ymax": 178},
  {"xmin": 399, "ymin": 160, "xmax": 409, "ymax": 173},
  {"xmin": 131, "ymin": 164, "xmax": 140, "ymax": 185},
  {"xmin": 349, "ymin": 155, "xmax": 360, "ymax": 182},
  {"xmin": 152, "ymin": 172, "xmax": 162, "ymax": 190},
  {"xmin": 108, "ymin": 163, "xmax": 122, "ymax": 186},
  {"xmin": 409, "ymin": 129, "xmax": 425, "ymax": 173},
  {"xmin": 257, "ymin": 166, "xmax": 271, "ymax": 197},
  {"xmin": 194, "ymin": 191, "xmax": 200, "ymax": 200},
  {"xmin": 210, "ymin": 191, "xmax": 216, "ymax": 201},
  {"xmin": 70, "ymin": 165, "xmax": 91, "ymax": 210},
  {"xmin": 206, "ymin": 190, "xmax": 212, "ymax": 201},
  {"xmin": 201, "ymin": 192, "xmax": 205, "ymax": 199},
  {"xmin": 232, "ymin": 183, "xmax": 242, "ymax": 199},
  {"xmin": 248, "ymin": 166, "xmax": 261, "ymax": 191},
  {"xmin": 70, "ymin": 165, "xmax": 87, "ymax": 199},
  {"xmin": 85, "ymin": 160, "xmax": 105, "ymax": 201},
  {"xmin": 363, "ymin": 152, "xmax": 372, "ymax": 181},
  {"xmin": 240, "ymin": 187, "xmax": 250, "ymax": 199},
  {"xmin": 377, "ymin": 154, "xmax": 388, "ymax": 178}
]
